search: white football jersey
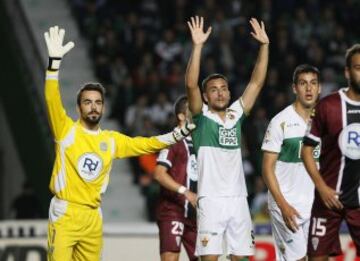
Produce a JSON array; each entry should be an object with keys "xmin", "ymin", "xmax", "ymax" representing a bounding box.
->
[{"xmin": 262, "ymin": 105, "xmax": 320, "ymax": 215}]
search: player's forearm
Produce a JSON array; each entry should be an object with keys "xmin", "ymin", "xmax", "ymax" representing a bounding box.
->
[
  {"xmin": 263, "ymin": 168, "xmax": 288, "ymax": 209},
  {"xmin": 262, "ymin": 152, "xmax": 289, "ymax": 209},
  {"xmin": 250, "ymin": 44, "xmax": 269, "ymax": 87},
  {"xmin": 185, "ymin": 45, "xmax": 202, "ymax": 89},
  {"xmin": 45, "ymin": 71, "xmax": 60, "ymax": 107},
  {"xmin": 44, "ymin": 70, "xmax": 69, "ymax": 137},
  {"xmin": 301, "ymin": 145, "xmax": 326, "ymax": 189},
  {"xmin": 185, "ymin": 45, "xmax": 203, "ymax": 113},
  {"xmin": 241, "ymin": 44, "xmax": 269, "ymax": 113},
  {"xmin": 185, "ymin": 45, "xmax": 202, "ymax": 115},
  {"xmin": 154, "ymin": 167, "xmax": 183, "ymax": 193}
]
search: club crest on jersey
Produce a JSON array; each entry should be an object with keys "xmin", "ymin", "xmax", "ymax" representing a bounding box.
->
[
  {"xmin": 311, "ymin": 237, "xmax": 319, "ymax": 250},
  {"xmin": 313, "ymin": 144, "xmax": 321, "ymax": 159},
  {"xmin": 263, "ymin": 128, "xmax": 271, "ymax": 144},
  {"xmin": 100, "ymin": 142, "xmax": 108, "ymax": 152},
  {"xmin": 278, "ymin": 241, "xmax": 285, "ymax": 254},
  {"xmin": 226, "ymin": 112, "xmax": 235, "ymax": 120},
  {"xmin": 338, "ymin": 123, "xmax": 360, "ymax": 160},
  {"xmin": 77, "ymin": 153, "xmax": 103, "ymax": 181},
  {"xmin": 219, "ymin": 127, "xmax": 238, "ymax": 146},
  {"xmin": 187, "ymin": 154, "xmax": 198, "ymax": 181},
  {"xmin": 201, "ymin": 236, "xmax": 209, "ymax": 247}
]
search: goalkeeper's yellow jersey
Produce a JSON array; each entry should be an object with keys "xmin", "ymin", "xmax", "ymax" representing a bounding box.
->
[{"xmin": 45, "ymin": 72, "xmax": 167, "ymax": 208}]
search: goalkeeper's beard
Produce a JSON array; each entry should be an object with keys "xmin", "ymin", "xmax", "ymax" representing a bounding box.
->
[{"xmin": 83, "ymin": 112, "xmax": 102, "ymax": 126}]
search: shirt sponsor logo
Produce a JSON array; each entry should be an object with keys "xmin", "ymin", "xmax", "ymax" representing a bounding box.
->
[
  {"xmin": 348, "ymin": 109, "xmax": 360, "ymax": 114},
  {"xmin": 77, "ymin": 153, "xmax": 103, "ymax": 181},
  {"xmin": 286, "ymin": 123, "xmax": 300, "ymax": 128},
  {"xmin": 219, "ymin": 127, "xmax": 238, "ymax": 146},
  {"xmin": 338, "ymin": 123, "xmax": 360, "ymax": 160}
]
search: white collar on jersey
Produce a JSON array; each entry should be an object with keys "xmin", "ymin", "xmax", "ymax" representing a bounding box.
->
[{"xmin": 339, "ymin": 88, "xmax": 360, "ymax": 106}]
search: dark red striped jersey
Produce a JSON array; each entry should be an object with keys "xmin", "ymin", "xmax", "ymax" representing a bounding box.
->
[
  {"xmin": 303, "ymin": 89, "xmax": 360, "ymax": 208},
  {"xmin": 155, "ymin": 138, "xmax": 198, "ymax": 222}
]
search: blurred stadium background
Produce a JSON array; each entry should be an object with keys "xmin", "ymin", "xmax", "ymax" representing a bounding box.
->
[{"xmin": 0, "ymin": 0, "xmax": 359, "ymax": 260}]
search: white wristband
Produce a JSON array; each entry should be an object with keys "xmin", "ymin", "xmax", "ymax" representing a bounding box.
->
[{"xmin": 177, "ymin": 186, "xmax": 187, "ymax": 194}]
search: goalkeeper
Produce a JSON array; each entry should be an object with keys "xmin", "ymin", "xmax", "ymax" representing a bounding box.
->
[{"xmin": 44, "ymin": 26, "xmax": 194, "ymax": 261}]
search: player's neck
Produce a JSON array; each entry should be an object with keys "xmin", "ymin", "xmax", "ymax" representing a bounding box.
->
[
  {"xmin": 346, "ymin": 87, "xmax": 360, "ymax": 102},
  {"xmin": 293, "ymin": 102, "xmax": 312, "ymax": 122},
  {"xmin": 79, "ymin": 119, "xmax": 100, "ymax": 131},
  {"xmin": 209, "ymin": 108, "xmax": 226, "ymax": 121}
]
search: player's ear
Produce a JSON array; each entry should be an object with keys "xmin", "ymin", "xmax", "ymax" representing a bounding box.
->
[
  {"xmin": 292, "ymin": 83, "xmax": 297, "ymax": 95},
  {"xmin": 76, "ymin": 104, "xmax": 80, "ymax": 115},
  {"xmin": 178, "ymin": 113, "xmax": 186, "ymax": 122},
  {"xmin": 345, "ymin": 67, "xmax": 350, "ymax": 80},
  {"xmin": 101, "ymin": 102, "xmax": 105, "ymax": 113},
  {"xmin": 202, "ymin": 92, "xmax": 208, "ymax": 103}
]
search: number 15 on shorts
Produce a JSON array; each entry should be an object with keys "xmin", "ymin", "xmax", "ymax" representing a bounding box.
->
[{"xmin": 311, "ymin": 218, "xmax": 327, "ymax": 236}]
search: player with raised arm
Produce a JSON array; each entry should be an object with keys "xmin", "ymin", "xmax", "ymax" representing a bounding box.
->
[
  {"xmin": 43, "ymin": 26, "xmax": 194, "ymax": 261},
  {"xmin": 185, "ymin": 16, "xmax": 269, "ymax": 261},
  {"xmin": 154, "ymin": 95, "xmax": 198, "ymax": 261},
  {"xmin": 261, "ymin": 64, "xmax": 321, "ymax": 261},
  {"xmin": 302, "ymin": 44, "xmax": 360, "ymax": 260}
]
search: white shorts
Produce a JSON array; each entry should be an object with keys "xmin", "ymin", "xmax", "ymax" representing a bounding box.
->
[
  {"xmin": 195, "ymin": 196, "xmax": 254, "ymax": 256},
  {"xmin": 270, "ymin": 207, "xmax": 310, "ymax": 261}
]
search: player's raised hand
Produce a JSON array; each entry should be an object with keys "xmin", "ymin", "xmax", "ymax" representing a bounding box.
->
[
  {"xmin": 318, "ymin": 184, "xmax": 343, "ymax": 210},
  {"xmin": 280, "ymin": 202, "xmax": 301, "ymax": 233},
  {"xmin": 249, "ymin": 18, "xmax": 269, "ymax": 45},
  {"xmin": 187, "ymin": 16, "xmax": 212, "ymax": 46},
  {"xmin": 44, "ymin": 26, "xmax": 75, "ymax": 59}
]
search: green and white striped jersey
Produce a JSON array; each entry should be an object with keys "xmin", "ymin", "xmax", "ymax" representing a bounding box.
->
[
  {"xmin": 262, "ymin": 105, "xmax": 320, "ymax": 215},
  {"xmin": 192, "ymin": 101, "xmax": 247, "ymax": 197}
]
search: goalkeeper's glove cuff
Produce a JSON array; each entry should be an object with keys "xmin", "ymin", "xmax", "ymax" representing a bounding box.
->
[
  {"xmin": 156, "ymin": 122, "xmax": 196, "ymax": 145},
  {"xmin": 47, "ymin": 57, "xmax": 62, "ymax": 71}
]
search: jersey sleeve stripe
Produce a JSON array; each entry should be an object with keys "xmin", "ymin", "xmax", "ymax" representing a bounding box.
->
[
  {"xmin": 303, "ymin": 134, "xmax": 320, "ymax": 146},
  {"xmin": 156, "ymin": 161, "xmax": 172, "ymax": 169}
]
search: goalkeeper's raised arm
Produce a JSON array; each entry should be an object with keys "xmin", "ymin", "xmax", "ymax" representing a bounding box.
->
[{"xmin": 43, "ymin": 26, "xmax": 75, "ymax": 140}]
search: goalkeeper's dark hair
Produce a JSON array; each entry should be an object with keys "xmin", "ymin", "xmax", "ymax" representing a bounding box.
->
[
  {"xmin": 174, "ymin": 95, "xmax": 188, "ymax": 121},
  {"xmin": 345, "ymin": 44, "xmax": 360, "ymax": 68},
  {"xmin": 77, "ymin": 83, "xmax": 106, "ymax": 106},
  {"xmin": 201, "ymin": 73, "xmax": 228, "ymax": 92},
  {"xmin": 292, "ymin": 64, "xmax": 320, "ymax": 84}
]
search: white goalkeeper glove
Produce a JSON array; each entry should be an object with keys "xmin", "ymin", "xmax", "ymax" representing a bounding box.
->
[
  {"xmin": 44, "ymin": 26, "xmax": 75, "ymax": 71},
  {"xmin": 157, "ymin": 122, "xmax": 196, "ymax": 145}
]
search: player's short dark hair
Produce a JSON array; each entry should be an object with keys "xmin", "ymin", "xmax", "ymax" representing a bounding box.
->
[
  {"xmin": 201, "ymin": 73, "xmax": 228, "ymax": 92},
  {"xmin": 292, "ymin": 64, "xmax": 320, "ymax": 84},
  {"xmin": 174, "ymin": 95, "xmax": 187, "ymax": 119},
  {"xmin": 77, "ymin": 83, "xmax": 106, "ymax": 106},
  {"xmin": 345, "ymin": 44, "xmax": 360, "ymax": 68}
]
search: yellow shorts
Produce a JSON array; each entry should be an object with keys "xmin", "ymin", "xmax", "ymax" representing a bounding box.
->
[{"xmin": 47, "ymin": 197, "xmax": 103, "ymax": 261}]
